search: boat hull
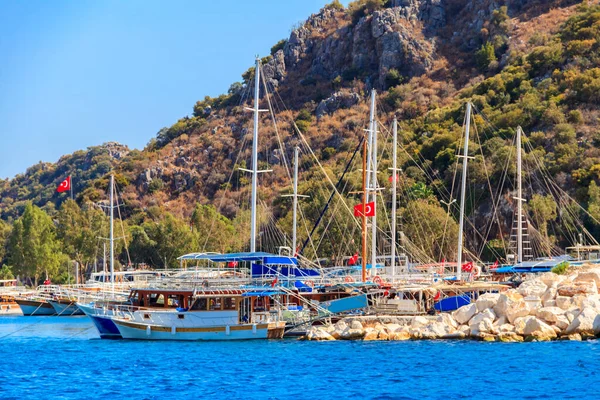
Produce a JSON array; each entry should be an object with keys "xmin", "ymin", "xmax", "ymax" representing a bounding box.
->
[
  {"xmin": 114, "ymin": 319, "xmax": 284, "ymax": 341},
  {"xmin": 48, "ymin": 300, "xmax": 84, "ymax": 316},
  {"xmin": 15, "ymin": 299, "xmax": 55, "ymax": 316},
  {"xmin": 1, "ymin": 303, "xmax": 23, "ymax": 316},
  {"xmin": 77, "ymin": 303, "xmax": 122, "ymax": 339}
]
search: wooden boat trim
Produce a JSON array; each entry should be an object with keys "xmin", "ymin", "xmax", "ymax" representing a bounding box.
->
[{"xmin": 113, "ymin": 319, "xmax": 270, "ymax": 333}]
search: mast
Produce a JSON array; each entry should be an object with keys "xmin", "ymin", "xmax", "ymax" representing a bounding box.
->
[
  {"xmin": 390, "ymin": 118, "xmax": 398, "ymax": 280},
  {"xmin": 250, "ymin": 57, "xmax": 261, "ymax": 253},
  {"xmin": 457, "ymin": 103, "xmax": 472, "ymax": 281},
  {"xmin": 516, "ymin": 126, "xmax": 523, "ymax": 264},
  {"xmin": 109, "ymin": 174, "xmax": 115, "ymax": 294},
  {"xmin": 371, "ymin": 119, "xmax": 378, "ymax": 271},
  {"xmin": 292, "ymin": 146, "xmax": 299, "ymax": 252},
  {"xmin": 362, "ymin": 134, "xmax": 368, "ymax": 282}
]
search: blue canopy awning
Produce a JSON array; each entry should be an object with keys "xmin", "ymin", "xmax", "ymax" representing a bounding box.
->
[
  {"xmin": 178, "ymin": 252, "xmax": 298, "ymax": 266},
  {"xmin": 241, "ymin": 291, "xmax": 285, "ymax": 297}
]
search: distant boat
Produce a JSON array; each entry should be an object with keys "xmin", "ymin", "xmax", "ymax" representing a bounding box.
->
[
  {"xmin": 48, "ymin": 298, "xmax": 84, "ymax": 316},
  {"xmin": 0, "ymin": 295, "xmax": 22, "ymax": 316},
  {"xmin": 14, "ymin": 297, "xmax": 55, "ymax": 316}
]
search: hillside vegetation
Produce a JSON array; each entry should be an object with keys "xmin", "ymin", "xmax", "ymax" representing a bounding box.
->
[{"xmin": 2, "ymin": 0, "xmax": 600, "ymax": 282}]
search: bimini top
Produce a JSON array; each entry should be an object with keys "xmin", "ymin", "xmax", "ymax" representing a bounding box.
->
[{"xmin": 177, "ymin": 252, "xmax": 298, "ymax": 266}]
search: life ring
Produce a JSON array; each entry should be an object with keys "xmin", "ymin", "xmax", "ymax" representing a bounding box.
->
[
  {"xmin": 305, "ymin": 280, "xmax": 315, "ymax": 288},
  {"xmin": 472, "ymin": 265, "xmax": 481, "ymax": 279},
  {"xmin": 372, "ymin": 275, "xmax": 383, "ymax": 285},
  {"xmin": 344, "ymin": 276, "xmax": 355, "ymax": 283}
]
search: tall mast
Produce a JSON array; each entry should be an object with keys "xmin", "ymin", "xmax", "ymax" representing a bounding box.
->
[
  {"xmin": 292, "ymin": 146, "xmax": 299, "ymax": 252},
  {"xmin": 457, "ymin": 103, "xmax": 472, "ymax": 281},
  {"xmin": 516, "ymin": 126, "xmax": 523, "ymax": 264},
  {"xmin": 371, "ymin": 119, "xmax": 378, "ymax": 271},
  {"xmin": 250, "ymin": 57, "xmax": 261, "ymax": 253},
  {"xmin": 362, "ymin": 135, "xmax": 368, "ymax": 282},
  {"xmin": 390, "ymin": 118, "xmax": 398, "ymax": 280},
  {"xmin": 109, "ymin": 174, "xmax": 115, "ymax": 294}
]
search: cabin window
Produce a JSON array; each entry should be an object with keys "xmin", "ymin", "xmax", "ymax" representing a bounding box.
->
[
  {"xmin": 223, "ymin": 297, "xmax": 236, "ymax": 310},
  {"xmin": 178, "ymin": 314, "xmax": 185, "ymax": 319},
  {"xmin": 191, "ymin": 298, "xmax": 207, "ymax": 310},
  {"xmin": 143, "ymin": 313, "xmax": 151, "ymax": 319},
  {"xmin": 210, "ymin": 298, "xmax": 222, "ymax": 311}
]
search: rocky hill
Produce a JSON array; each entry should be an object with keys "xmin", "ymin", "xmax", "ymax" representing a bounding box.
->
[{"xmin": 2, "ymin": 0, "xmax": 600, "ymax": 274}]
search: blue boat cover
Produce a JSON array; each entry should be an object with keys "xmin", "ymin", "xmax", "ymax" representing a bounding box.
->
[
  {"xmin": 434, "ymin": 294, "xmax": 471, "ymax": 312},
  {"xmin": 241, "ymin": 291, "xmax": 285, "ymax": 297},
  {"xmin": 178, "ymin": 252, "xmax": 298, "ymax": 265},
  {"xmin": 251, "ymin": 263, "xmax": 319, "ymax": 277}
]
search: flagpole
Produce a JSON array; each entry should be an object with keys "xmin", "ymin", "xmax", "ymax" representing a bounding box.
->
[
  {"xmin": 362, "ymin": 133, "xmax": 367, "ymax": 283},
  {"xmin": 70, "ymin": 175, "xmax": 73, "ymax": 200}
]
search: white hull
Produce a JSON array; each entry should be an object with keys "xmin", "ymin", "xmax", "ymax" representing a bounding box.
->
[
  {"xmin": 114, "ymin": 319, "xmax": 273, "ymax": 340},
  {"xmin": 49, "ymin": 300, "xmax": 84, "ymax": 316}
]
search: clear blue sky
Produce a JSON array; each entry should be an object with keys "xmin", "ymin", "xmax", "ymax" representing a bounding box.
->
[{"xmin": 0, "ymin": 0, "xmax": 347, "ymax": 179}]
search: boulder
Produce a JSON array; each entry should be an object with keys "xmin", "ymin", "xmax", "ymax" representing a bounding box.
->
[
  {"xmin": 469, "ymin": 311, "xmax": 495, "ymax": 336},
  {"xmin": 524, "ymin": 331, "xmax": 556, "ymax": 342},
  {"xmin": 475, "ymin": 293, "xmax": 500, "ymax": 312},
  {"xmin": 559, "ymin": 333, "xmax": 582, "ymax": 341},
  {"xmin": 340, "ymin": 328, "xmax": 365, "ymax": 340},
  {"xmin": 556, "ymin": 296, "xmax": 574, "ymax": 310},
  {"xmin": 536, "ymin": 307, "xmax": 565, "ymax": 324},
  {"xmin": 363, "ymin": 327, "xmax": 379, "ymax": 341},
  {"xmin": 541, "ymin": 288, "xmax": 557, "ymax": 307},
  {"xmin": 580, "ymin": 294, "xmax": 600, "ymax": 311},
  {"xmin": 350, "ymin": 320, "xmax": 363, "ymax": 330},
  {"xmin": 565, "ymin": 307, "xmax": 600, "ymax": 336},
  {"xmin": 389, "ymin": 330, "xmax": 411, "ymax": 341},
  {"xmin": 411, "ymin": 316, "xmax": 430, "ymax": 328},
  {"xmin": 517, "ymin": 280, "xmax": 548, "ymax": 297},
  {"xmin": 453, "ymin": 303, "xmax": 477, "ymax": 324},
  {"xmin": 493, "ymin": 315, "xmax": 508, "ymax": 327},
  {"xmin": 498, "ymin": 332, "xmax": 524, "ymax": 342},
  {"xmin": 573, "ymin": 270, "xmax": 600, "ymax": 289},
  {"xmin": 384, "ymin": 323, "xmax": 401, "ymax": 333},
  {"xmin": 538, "ymin": 272, "xmax": 566, "ymax": 288},
  {"xmin": 315, "ymin": 90, "xmax": 361, "ymax": 118},
  {"xmin": 505, "ymin": 301, "xmax": 530, "ymax": 324},
  {"xmin": 436, "ymin": 313, "xmax": 458, "ymax": 330},
  {"xmin": 307, "ymin": 327, "xmax": 335, "ymax": 341},
  {"xmin": 522, "ymin": 316, "xmax": 557, "ymax": 339},
  {"xmin": 558, "ymin": 281, "xmax": 597, "ymax": 297},
  {"xmin": 479, "ymin": 333, "xmax": 497, "ymax": 342},
  {"xmin": 494, "ymin": 291, "xmax": 524, "ymax": 319},
  {"xmin": 554, "ymin": 315, "xmax": 570, "ymax": 331},
  {"xmin": 593, "ymin": 314, "xmax": 600, "ymax": 336},
  {"xmin": 513, "ymin": 317, "xmax": 528, "ymax": 336},
  {"xmin": 524, "ymin": 296, "xmax": 542, "ymax": 314},
  {"xmin": 565, "ymin": 308, "xmax": 581, "ymax": 323}
]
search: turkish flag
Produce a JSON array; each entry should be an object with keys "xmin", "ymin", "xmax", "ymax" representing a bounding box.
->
[
  {"xmin": 461, "ymin": 261, "xmax": 474, "ymax": 272},
  {"xmin": 354, "ymin": 202, "xmax": 375, "ymax": 217},
  {"xmin": 388, "ymin": 174, "xmax": 399, "ymax": 183},
  {"xmin": 57, "ymin": 176, "xmax": 71, "ymax": 193}
]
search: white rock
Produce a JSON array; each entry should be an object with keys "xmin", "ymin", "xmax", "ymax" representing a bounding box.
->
[
  {"xmin": 524, "ymin": 296, "xmax": 542, "ymax": 314},
  {"xmin": 513, "ymin": 317, "xmax": 528, "ymax": 335},
  {"xmin": 505, "ymin": 300, "xmax": 530, "ymax": 324},
  {"xmin": 541, "ymin": 287, "xmax": 557, "ymax": 307},
  {"xmin": 494, "ymin": 291, "xmax": 524, "ymax": 319},
  {"xmin": 574, "ymin": 270, "xmax": 600, "ymax": 289},
  {"xmin": 469, "ymin": 310, "xmax": 495, "ymax": 336},
  {"xmin": 566, "ymin": 307, "xmax": 600, "ymax": 336},
  {"xmin": 536, "ymin": 307, "xmax": 565, "ymax": 323},
  {"xmin": 411, "ymin": 316, "xmax": 430, "ymax": 328},
  {"xmin": 494, "ymin": 315, "xmax": 508, "ymax": 327},
  {"xmin": 556, "ymin": 296, "xmax": 573, "ymax": 310},
  {"xmin": 544, "ymin": 300, "xmax": 557, "ymax": 307},
  {"xmin": 580, "ymin": 294, "xmax": 600, "ymax": 311},
  {"xmin": 340, "ymin": 328, "xmax": 364, "ymax": 340},
  {"xmin": 558, "ymin": 280, "xmax": 597, "ymax": 297},
  {"xmin": 384, "ymin": 323, "xmax": 401, "ymax": 333},
  {"xmin": 498, "ymin": 323, "xmax": 515, "ymax": 333},
  {"xmin": 475, "ymin": 293, "xmax": 500, "ymax": 312},
  {"xmin": 436, "ymin": 313, "xmax": 458, "ymax": 330},
  {"xmin": 522, "ymin": 316, "xmax": 557, "ymax": 338},
  {"xmin": 565, "ymin": 308, "xmax": 581, "ymax": 323},
  {"xmin": 593, "ymin": 313, "xmax": 600, "ymax": 335},
  {"xmin": 518, "ymin": 280, "xmax": 548, "ymax": 297},
  {"xmin": 308, "ymin": 327, "xmax": 335, "ymax": 341},
  {"xmin": 554, "ymin": 315, "xmax": 570, "ymax": 331},
  {"xmin": 538, "ymin": 272, "xmax": 566, "ymax": 288},
  {"xmin": 453, "ymin": 303, "xmax": 477, "ymax": 324},
  {"xmin": 350, "ymin": 320, "xmax": 363, "ymax": 330}
]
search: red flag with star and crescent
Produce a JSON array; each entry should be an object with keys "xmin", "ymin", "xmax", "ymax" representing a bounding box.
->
[
  {"xmin": 353, "ymin": 202, "xmax": 375, "ymax": 217},
  {"xmin": 57, "ymin": 176, "xmax": 71, "ymax": 193}
]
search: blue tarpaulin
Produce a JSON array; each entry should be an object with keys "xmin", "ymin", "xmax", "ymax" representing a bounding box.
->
[
  {"xmin": 178, "ymin": 252, "xmax": 298, "ymax": 266},
  {"xmin": 251, "ymin": 263, "xmax": 319, "ymax": 277}
]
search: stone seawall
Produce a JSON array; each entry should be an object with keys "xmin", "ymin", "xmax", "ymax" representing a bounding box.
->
[{"xmin": 305, "ymin": 268, "xmax": 600, "ymax": 343}]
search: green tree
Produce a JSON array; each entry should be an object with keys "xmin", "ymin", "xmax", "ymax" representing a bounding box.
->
[
  {"xmin": 145, "ymin": 213, "xmax": 197, "ymax": 268},
  {"xmin": 588, "ymin": 180, "xmax": 600, "ymax": 223},
  {"xmin": 7, "ymin": 202, "xmax": 65, "ymax": 285},
  {"xmin": 0, "ymin": 220, "xmax": 10, "ymax": 263},
  {"xmin": 56, "ymin": 199, "xmax": 109, "ymax": 279},
  {"xmin": 529, "ymin": 194, "xmax": 558, "ymax": 254},
  {"xmin": 475, "ymin": 42, "xmax": 497, "ymax": 71},
  {"xmin": 0, "ymin": 265, "xmax": 13, "ymax": 280},
  {"xmin": 191, "ymin": 204, "xmax": 236, "ymax": 253}
]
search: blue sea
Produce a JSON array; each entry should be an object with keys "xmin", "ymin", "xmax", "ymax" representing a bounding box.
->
[{"xmin": 1, "ymin": 316, "xmax": 599, "ymax": 400}]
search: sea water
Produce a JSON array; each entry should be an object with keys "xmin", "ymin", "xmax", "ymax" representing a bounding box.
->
[{"xmin": 1, "ymin": 316, "xmax": 599, "ymax": 400}]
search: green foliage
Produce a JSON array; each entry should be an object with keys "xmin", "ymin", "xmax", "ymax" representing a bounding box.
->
[
  {"xmin": 0, "ymin": 265, "xmax": 13, "ymax": 280},
  {"xmin": 147, "ymin": 179, "xmax": 164, "ymax": 194},
  {"xmin": 141, "ymin": 213, "xmax": 197, "ymax": 268},
  {"xmin": 0, "ymin": 220, "xmax": 10, "ymax": 264},
  {"xmin": 191, "ymin": 203, "xmax": 236, "ymax": 253},
  {"xmin": 384, "ymin": 69, "xmax": 405, "ymax": 89},
  {"xmin": 347, "ymin": 0, "xmax": 386, "ymax": 23},
  {"xmin": 475, "ymin": 42, "xmax": 497, "ymax": 71},
  {"xmin": 157, "ymin": 116, "xmax": 206, "ymax": 148},
  {"xmin": 551, "ymin": 261, "xmax": 569, "ymax": 275},
  {"xmin": 527, "ymin": 41, "xmax": 563, "ymax": 74},
  {"xmin": 7, "ymin": 202, "xmax": 65, "ymax": 285},
  {"xmin": 529, "ymin": 194, "xmax": 557, "ymax": 241},
  {"xmin": 295, "ymin": 109, "xmax": 313, "ymax": 133},
  {"xmin": 588, "ymin": 181, "xmax": 600, "ymax": 223},
  {"xmin": 408, "ymin": 182, "xmax": 434, "ymax": 200},
  {"xmin": 321, "ymin": 147, "xmax": 336, "ymax": 161},
  {"xmin": 270, "ymin": 39, "xmax": 287, "ymax": 55}
]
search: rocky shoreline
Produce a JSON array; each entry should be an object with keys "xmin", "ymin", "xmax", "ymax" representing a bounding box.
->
[{"xmin": 305, "ymin": 268, "xmax": 600, "ymax": 343}]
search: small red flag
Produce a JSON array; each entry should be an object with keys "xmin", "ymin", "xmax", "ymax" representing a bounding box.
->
[
  {"xmin": 491, "ymin": 260, "xmax": 499, "ymax": 269},
  {"xmin": 57, "ymin": 176, "xmax": 71, "ymax": 193},
  {"xmin": 354, "ymin": 202, "xmax": 375, "ymax": 217},
  {"xmin": 388, "ymin": 174, "xmax": 399, "ymax": 183},
  {"xmin": 271, "ymin": 276, "xmax": 278, "ymax": 287},
  {"xmin": 461, "ymin": 261, "xmax": 474, "ymax": 272}
]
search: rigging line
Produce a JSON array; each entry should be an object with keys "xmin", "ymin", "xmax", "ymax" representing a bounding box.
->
[
  {"xmin": 298, "ymin": 133, "xmax": 365, "ymax": 254},
  {"xmin": 114, "ymin": 184, "xmax": 132, "ymax": 266}
]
